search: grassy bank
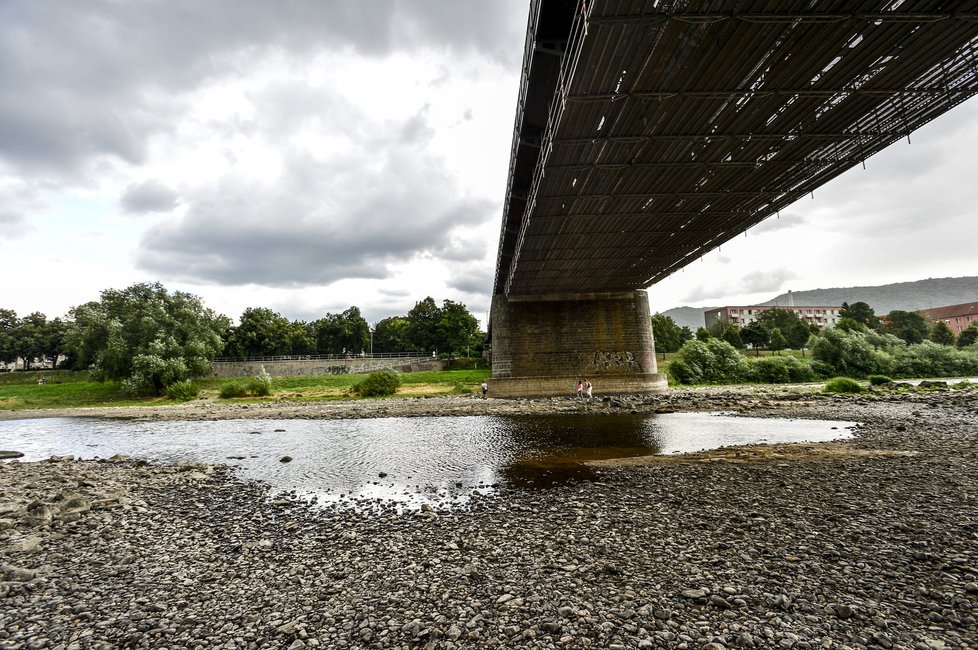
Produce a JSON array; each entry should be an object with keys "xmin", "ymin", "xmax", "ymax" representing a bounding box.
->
[{"xmin": 0, "ymin": 368, "xmax": 492, "ymax": 411}]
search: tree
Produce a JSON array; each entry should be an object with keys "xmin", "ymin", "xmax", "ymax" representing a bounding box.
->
[
  {"xmin": 42, "ymin": 317, "xmax": 69, "ymax": 369},
  {"xmin": 882, "ymin": 310, "xmax": 929, "ymax": 345},
  {"xmin": 930, "ymin": 321, "xmax": 956, "ymax": 346},
  {"xmin": 313, "ymin": 307, "xmax": 370, "ymax": 355},
  {"xmin": 65, "ymin": 282, "xmax": 226, "ymax": 394},
  {"xmin": 757, "ymin": 309, "xmax": 810, "ymax": 349},
  {"xmin": 13, "ymin": 312, "xmax": 48, "ymax": 369},
  {"xmin": 695, "ymin": 327, "xmax": 711, "ymax": 341},
  {"xmin": 768, "ymin": 327, "xmax": 787, "ymax": 355},
  {"xmin": 0, "ymin": 309, "xmax": 18, "ymax": 365},
  {"xmin": 287, "ymin": 321, "xmax": 317, "ymax": 356},
  {"xmin": 719, "ymin": 325, "xmax": 743, "ymax": 349},
  {"xmin": 373, "ymin": 317, "xmax": 411, "ymax": 353},
  {"xmin": 840, "ymin": 301, "xmax": 878, "ymax": 328},
  {"xmin": 958, "ymin": 324, "xmax": 978, "ymax": 349},
  {"xmin": 406, "ymin": 297, "xmax": 442, "ymax": 354},
  {"xmin": 741, "ymin": 321, "xmax": 769, "ymax": 356},
  {"xmin": 651, "ymin": 314, "xmax": 683, "ymax": 353},
  {"xmin": 437, "ymin": 300, "xmax": 482, "ymax": 359},
  {"xmin": 224, "ymin": 308, "xmax": 292, "ymax": 358}
]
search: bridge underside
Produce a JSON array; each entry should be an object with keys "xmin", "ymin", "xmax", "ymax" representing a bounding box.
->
[{"xmin": 490, "ymin": 0, "xmax": 978, "ymax": 396}]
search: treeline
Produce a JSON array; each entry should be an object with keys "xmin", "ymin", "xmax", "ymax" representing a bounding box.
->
[
  {"xmin": 0, "ymin": 282, "xmax": 483, "ymax": 394},
  {"xmin": 661, "ymin": 301, "xmax": 978, "ymax": 385},
  {"xmin": 220, "ymin": 297, "xmax": 481, "ymax": 360},
  {"xmin": 653, "ymin": 301, "xmax": 978, "ymax": 354}
]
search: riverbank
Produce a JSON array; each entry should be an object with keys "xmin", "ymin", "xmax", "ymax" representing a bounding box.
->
[
  {"xmin": 0, "ymin": 381, "xmax": 973, "ymax": 423},
  {"xmin": 1, "ymin": 385, "xmax": 976, "ymax": 648}
]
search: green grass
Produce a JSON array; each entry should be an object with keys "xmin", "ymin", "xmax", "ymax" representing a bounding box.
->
[
  {"xmin": 0, "ymin": 376, "xmax": 163, "ymax": 410},
  {"xmin": 0, "ymin": 368, "xmax": 493, "ymax": 411}
]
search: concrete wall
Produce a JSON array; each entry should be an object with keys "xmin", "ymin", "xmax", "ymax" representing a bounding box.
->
[
  {"xmin": 489, "ymin": 290, "xmax": 667, "ymax": 397},
  {"xmin": 210, "ymin": 357, "xmax": 446, "ymax": 378}
]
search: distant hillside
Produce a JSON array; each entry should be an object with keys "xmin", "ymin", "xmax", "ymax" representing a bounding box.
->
[
  {"xmin": 658, "ymin": 306, "xmax": 710, "ymax": 331},
  {"xmin": 761, "ymin": 276, "xmax": 978, "ymax": 314},
  {"xmin": 655, "ymin": 276, "xmax": 978, "ymax": 329}
]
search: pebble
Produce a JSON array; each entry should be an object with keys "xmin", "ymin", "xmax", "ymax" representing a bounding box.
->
[{"xmin": 0, "ymin": 385, "xmax": 976, "ymax": 648}]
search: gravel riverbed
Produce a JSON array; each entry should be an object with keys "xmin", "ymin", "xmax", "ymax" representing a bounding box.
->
[{"xmin": 1, "ymin": 385, "xmax": 976, "ymax": 649}]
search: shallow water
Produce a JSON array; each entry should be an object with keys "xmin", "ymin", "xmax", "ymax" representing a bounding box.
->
[{"xmin": 0, "ymin": 413, "xmax": 855, "ymax": 509}]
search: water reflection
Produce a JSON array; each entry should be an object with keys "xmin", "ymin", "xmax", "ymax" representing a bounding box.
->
[{"xmin": 0, "ymin": 413, "xmax": 854, "ymax": 509}]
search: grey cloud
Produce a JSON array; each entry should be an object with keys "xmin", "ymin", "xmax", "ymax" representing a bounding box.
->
[
  {"xmin": 0, "ymin": 0, "xmax": 527, "ymax": 178},
  {"xmin": 0, "ymin": 210, "xmax": 30, "ymax": 239},
  {"xmin": 121, "ymin": 180, "xmax": 180, "ymax": 214},
  {"xmin": 447, "ymin": 266, "xmax": 493, "ymax": 296},
  {"xmin": 679, "ymin": 268, "xmax": 798, "ymax": 304},
  {"xmin": 136, "ymin": 131, "xmax": 496, "ymax": 286},
  {"xmin": 737, "ymin": 269, "xmax": 799, "ymax": 295}
]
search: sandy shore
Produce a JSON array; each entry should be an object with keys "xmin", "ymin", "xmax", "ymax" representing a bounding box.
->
[{"xmin": 2, "ymin": 384, "xmax": 976, "ymax": 649}]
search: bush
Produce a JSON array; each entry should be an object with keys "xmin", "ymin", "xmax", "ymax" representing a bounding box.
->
[
  {"xmin": 353, "ymin": 370, "xmax": 402, "ymax": 397},
  {"xmin": 165, "ymin": 379, "xmax": 200, "ymax": 401},
  {"xmin": 219, "ymin": 381, "xmax": 251, "ymax": 398},
  {"xmin": 746, "ymin": 356, "xmax": 816, "ymax": 384},
  {"xmin": 668, "ymin": 339, "xmax": 748, "ymax": 384},
  {"xmin": 809, "ymin": 328, "xmax": 893, "ymax": 378},
  {"xmin": 867, "ymin": 375, "xmax": 893, "ymax": 386},
  {"xmin": 250, "ymin": 365, "xmax": 272, "ymax": 397},
  {"xmin": 824, "ymin": 377, "xmax": 864, "ymax": 394},
  {"xmin": 810, "ymin": 360, "xmax": 835, "ymax": 378}
]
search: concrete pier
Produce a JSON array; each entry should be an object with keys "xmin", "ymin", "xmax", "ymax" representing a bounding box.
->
[{"xmin": 489, "ymin": 290, "xmax": 668, "ymax": 398}]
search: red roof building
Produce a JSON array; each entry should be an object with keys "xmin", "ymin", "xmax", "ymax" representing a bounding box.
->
[{"xmin": 918, "ymin": 302, "xmax": 978, "ymax": 335}]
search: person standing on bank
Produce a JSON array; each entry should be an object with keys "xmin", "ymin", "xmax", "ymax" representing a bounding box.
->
[
  {"xmin": 576, "ymin": 380, "xmax": 584, "ymax": 399},
  {"xmin": 584, "ymin": 378, "xmax": 593, "ymax": 401},
  {"xmin": 481, "ymin": 380, "xmax": 488, "ymax": 399}
]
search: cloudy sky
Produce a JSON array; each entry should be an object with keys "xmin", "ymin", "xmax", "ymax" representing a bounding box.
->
[{"xmin": 2, "ymin": 1, "xmax": 976, "ymax": 328}]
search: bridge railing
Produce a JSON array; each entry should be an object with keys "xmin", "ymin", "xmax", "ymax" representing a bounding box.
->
[
  {"xmin": 505, "ymin": 1, "xmax": 591, "ymax": 294},
  {"xmin": 213, "ymin": 352, "xmax": 428, "ymax": 363}
]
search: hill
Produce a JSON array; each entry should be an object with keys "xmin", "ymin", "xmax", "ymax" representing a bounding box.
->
[
  {"xmin": 657, "ymin": 306, "xmax": 711, "ymax": 331},
  {"xmin": 760, "ymin": 276, "xmax": 978, "ymax": 314},
  {"xmin": 656, "ymin": 276, "xmax": 978, "ymax": 330}
]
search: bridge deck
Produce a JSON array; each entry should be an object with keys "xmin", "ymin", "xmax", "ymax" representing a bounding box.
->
[{"xmin": 494, "ymin": 0, "xmax": 978, "ymax": 296}]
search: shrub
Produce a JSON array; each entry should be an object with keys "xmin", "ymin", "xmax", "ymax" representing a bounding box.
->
[
  {"xmin": 219, "ymin": 381, "xmax": 251, "ymax": 399},
  {"xmin": 165, "ymin": 379, "xmax": 200, "ymax": 401},
  {"xmin": 809, "ymin": 328, "xmax": 893, "ymax": 378},
  {"xmin": 746, "ymin": 356, "xmax": 816, "ymax": 384},
  {"xmin": 668, "ymin": 338, "xmax": 748, "ymax": 384},
  {"xmin": 810, "ymin": 360, "xmax": 835, "ymax": 378},
  {"xmin": 249, "ymin": 365, "xmax": 272, "ymax": 397},
  {"xmin": 824, "ymin": 377, "xmax": 864, "ymax": 394},
  {"xmin": 353, "ymin": 370, "xmax": 402, "ymax": 397},
  {"xmin": 867, "ymin": 375, "xmax": 893, "ymax": 386}
]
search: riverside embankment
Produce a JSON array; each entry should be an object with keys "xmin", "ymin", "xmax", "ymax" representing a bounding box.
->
[{"xmin": 1, "ymin": 385, "xmax": 976, "ymax": 649}]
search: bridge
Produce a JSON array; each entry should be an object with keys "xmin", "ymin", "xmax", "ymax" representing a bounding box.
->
[{"xmin": 488, "ymin": 0, "xmax": 978, "ymax": 397}]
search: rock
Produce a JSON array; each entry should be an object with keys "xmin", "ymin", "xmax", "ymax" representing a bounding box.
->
[
  {"xmin": 5, "ymin": 536, "xmax": 42, "ymax": 553},
  {"xmin": 682, "ymin": 588, "xmax": 710, "ymax": 599},
  {"xmin": 2, "ymin": 564, "xmax": 36, "ymax": 582},
  {"xmin": 0, "ymin": 451, "xmax": 24, "ymax": 459},
  {"xmin": 279, "ymin": 456, "xmax": 293, "ymax": 463},
  {"xmin": 23, "ymin": 504, "xmax": 54, "ymax": 527}
]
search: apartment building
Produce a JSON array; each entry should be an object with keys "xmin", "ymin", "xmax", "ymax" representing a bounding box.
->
[
  {"xmin": 918, "ymin": 301, "xmax": 978, "ymax": 335},
  {"xmin": 705, "ymin": 305, "xmax": 842, "ymax": 329}
]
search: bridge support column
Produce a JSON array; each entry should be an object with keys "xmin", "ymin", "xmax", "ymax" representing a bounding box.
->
[{"xmin": 489, "ymin": 290, "xmax": 668, "ymax": 398}]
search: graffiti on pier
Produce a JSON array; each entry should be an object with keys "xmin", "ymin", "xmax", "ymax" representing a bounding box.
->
[
  {"xmin": 324, "ymin": 366, "xmax": 351, "ymax": 375},
  {"xmin": 585, "ymin": 350, "xmax": 642, "ymax": 373}
]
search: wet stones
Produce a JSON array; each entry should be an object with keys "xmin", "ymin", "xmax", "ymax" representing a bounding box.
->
[{"xmin": 1, "ymin": 387, "xmax": 977, "ymax": 648}]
